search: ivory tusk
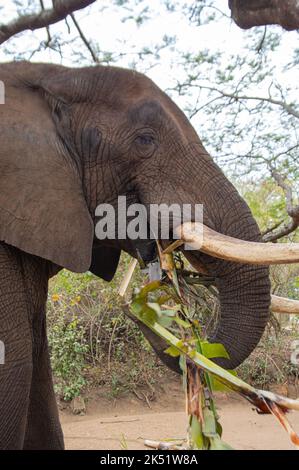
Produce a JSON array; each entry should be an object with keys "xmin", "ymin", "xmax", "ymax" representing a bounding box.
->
[
  {"xmin": 271, "ymin": 295, "xmax": 299, "ymax": 315},
  {"xmin": 174, "ymin": 222, "xmax": 299, "ymax": 266}
]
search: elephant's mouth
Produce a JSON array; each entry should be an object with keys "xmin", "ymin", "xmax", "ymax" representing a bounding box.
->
[
  {"xmin": 132, "ymin": 238, "xmax": 158, "ymax": 266},
  {"xmin": 96, "ymin": 191, "xmax": 298, "ymax": 372},
  {"xmin": 131, "ymin": 220, "xmax": 299, "ymax": 373},
  {"xmin": 132, "ymin": 214, "xmax": 299, "ymax": 270}
]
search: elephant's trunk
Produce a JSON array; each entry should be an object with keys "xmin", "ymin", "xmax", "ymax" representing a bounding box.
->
[
  {"xmin": 213, "ymin": 264, "xmax": 270, "ymax": 369},
  {"xmin": 138, "ymin": 143, "xmax": 271, "ymax": 371},
  {"xmin": 182, "ymin": 180, "xmax": 271, "ymax": 369},
  {"xmin": 185, "ymin": 250, "xmax": 270, "ymax": 369}
]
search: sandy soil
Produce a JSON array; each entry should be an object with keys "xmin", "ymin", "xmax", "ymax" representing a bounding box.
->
[{"xmin": 60, "ymin": 379, "xmax": 298, "ymax": 450}]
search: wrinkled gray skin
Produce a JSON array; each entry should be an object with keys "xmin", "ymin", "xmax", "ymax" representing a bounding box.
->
[{"xmin": 0, "ymin": 62, "xmax": 270, "ymax": 449}]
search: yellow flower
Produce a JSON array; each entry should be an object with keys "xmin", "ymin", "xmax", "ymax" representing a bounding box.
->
[
  {"xmin": 52, "ymin": 294, "xmax": 60, "ymax": 302},
  {"xmin": 70, "ymin": 295, "xmax": 81, "ymax": 306}
]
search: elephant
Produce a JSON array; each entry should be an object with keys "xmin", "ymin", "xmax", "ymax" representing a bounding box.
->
[{"xmin": 0, "ymin": 61, "xmax": 273, "ymax": 450}]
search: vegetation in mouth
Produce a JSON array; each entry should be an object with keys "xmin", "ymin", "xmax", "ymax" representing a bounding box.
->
[{"xmin": 122, "ymin": 245, "xmax": 299, "ymax": 450}]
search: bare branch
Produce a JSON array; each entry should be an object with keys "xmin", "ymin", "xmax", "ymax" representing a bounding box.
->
[
  {"xmin": 263, "ymin": 218, "xmax": 299, "ymax": 242},
  {"xmin": 0, "ymin": 0, "xmax": 96, "ymax": 45},
  {"xmin": 263, "ymin": 171, "xmax": 299, "ymax": 242},
  {"xmin": 39, "ymin": 0, "xmax": 52, "ymax": 47},
  {"xmin": 70, "ymin": 12, "xmax": 99, "ymax": 63},
  {"xmin": 271, "ymin": 171, "xmax": 298, "ymax": 217},
  {"xmin": 229, "ymin": 0, "xmax": 299, "ymax": 31},
  {"xmin": 197, "ymin": 85, "xmax": 299, "ymax": 120},
  {"xmin": 262, "ymin": 220, "xmax": 283, "ymax": 238}
]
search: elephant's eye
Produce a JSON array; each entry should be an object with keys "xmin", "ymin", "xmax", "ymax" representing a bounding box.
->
[
  {"xmin": 135, "ymin": 134, "xmax": 155, "ymax": 146},
  {"xmin": 134, "ymin": 133, "xmax": 157, "ymax": 159}
]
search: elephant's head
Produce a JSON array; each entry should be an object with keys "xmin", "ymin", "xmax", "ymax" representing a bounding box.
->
[{"xmin": 0, "ymin": 61, "xmax": 271, "ymax": 371}]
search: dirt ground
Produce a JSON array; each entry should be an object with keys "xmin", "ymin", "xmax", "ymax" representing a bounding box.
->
[{"xmin": 60, "ymin": 378, "xmax": 298, "ymax": 450}]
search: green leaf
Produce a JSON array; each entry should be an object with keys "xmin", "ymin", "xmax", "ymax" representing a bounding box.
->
[
  {"xmin": 146, "ymin": 302, "xmax": 177, "ymax": 327},
  {"xmin": 156, "ymin": 295, "xmax": 172, "ymax": 305},
  {"xmin": 209, "ymin": 435, "xmax": 234, "ymax": 450},
  {"xmin": 173, "ymin": 316, "xmax": 191, "ymax": 328},
  {"xmin": 147, "ymin": 302, "xmax": 161, "ymax": 315},
  {"xmin": 159, "ymin": 309, "xmax": 177, "ymax": 317},
  {"xmin": 164, "ymin": 345, "xmax": 181, "ymax": 357},
  {"xmin": 216, "ymin": 420, "xmax": 223, "ymax": 438},
  {"xmin": 202, "ymin": 408, "xmax": 218, "ymax": 437},
  {"xmin": 201, "ymin": 341, "xmax": 230, "ymax": 360},
  {"xmin": 128, "ymin": 316, "xmax": 255, "ymax": 398},
  {"xmin": 138, "ymin": 280, "xmax": 163, "ymax": 297},
  {"xmin": 209, "ymin": 370, "xmax": 238, "ymax": 392},
  {"xmin": 179, "ymin": 354, "xmax": 186, "ymax": 373},
  {"xmin": 141, "ymin": 305, "xmax": 158, "ymax": 324},
  {"xmin": 157, "ymin": 315, "xmax": 174, "ymax": 328},
  {"xmin": 162, "ymin": 305, "xmax": 181, "ymax": 315},
  {"xmin": 190, "ymin": 416, "xmax": 204, "ymax": 450},
  {"xmin": 130, "ymin": 300, "xmax": 144, "ymax": 316}
]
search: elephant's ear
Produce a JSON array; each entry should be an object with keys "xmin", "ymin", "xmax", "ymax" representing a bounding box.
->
[
  {"xmin": 89, "ymin": 246, "xmax": 121, "ymax": 281},
  {"xmin": 0, "ymin": 64, "xmax": 93, "ymax": 272}
]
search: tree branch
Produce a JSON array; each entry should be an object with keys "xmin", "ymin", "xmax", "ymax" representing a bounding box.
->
[
  {"xmin": 263, "ymin": 217, "xmax": 299, "ymax": 242},
  {"xmin": 229, "ymin": 0, "xmax": 299, "ymax": 31},
  {"xmin": 70, "ymin": 12, "xmax": 99, "ymax": 63},
  {"xmin": 0, "ymin": 0, "xmax": 96, "ymax": 45},
  {"xmin": 197, "ymin": 85, "xmax": 299, "ymax": 120},
  {"xmin": 263, "ymin": 171, "xmax": 299, "ymax": 242},
  {"xmin": 39, "ymin": 0, "xmax": 52, "ymax": 47}
]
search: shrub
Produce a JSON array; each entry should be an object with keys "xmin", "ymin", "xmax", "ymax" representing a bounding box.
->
[
  {"xmin": 47, "ymin": 254, "xmax": 298, "ymax": 400},
  {"xmin": 48, "ymin": 315, "xmax": 89, "ymax": 401},
  {"xmin": 47, "ymin": 254, "xmax": 163, "ymax": 399}
]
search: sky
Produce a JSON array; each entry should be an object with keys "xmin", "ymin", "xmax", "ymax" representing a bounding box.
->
[
  {"xmin": 0, "ymin": 0, "xmax": 298, "ymax": 179},
  {"xmin": 1, "ymin": 0, "xmax": 296, "ymax": 89}
]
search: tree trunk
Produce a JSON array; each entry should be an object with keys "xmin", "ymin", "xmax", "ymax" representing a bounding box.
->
[{"xmin": 229, "ymin": 0, "xmax": 299, "ymax": 30}]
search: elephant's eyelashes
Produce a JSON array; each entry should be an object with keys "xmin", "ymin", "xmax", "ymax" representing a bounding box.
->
[
  {"xmin": 135, "ymin": 134, "xmax": 155, "ymax": 145},
  {"xmin": 134, "ymin": 133, "xmax": 157, "ymax": 158}
]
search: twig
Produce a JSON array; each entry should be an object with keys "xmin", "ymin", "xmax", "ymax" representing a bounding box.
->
[
  {"xmin": 107, "ymin": 317, "xmax": 119, "ymax": 372},
  {"xmin": 0, "ymin": 0, "xmax": 96, "ymax": 45},
  {"xmin": 263, "ymin": 170, "xmax": 299, "ymax": 242},
  {"xmin": 196, "ymin": 85, "xmax": 299, "ymax": 120},
  {"xmin": 133, "ymin": 390, "xmax": 152, "ymax": 409},
  {"xmin": 144, "ymin": 439, "xmax": 187, "ymax": 450},
  {"xmin": 119, "ymin": 259, "xmax": 138, "ymax": 297},
  {"xmin": 70, "ymin": 12, "xmax": 99, "ymax": 63},
  {"xmin": 99, "ymin": 418, "xmax": 140, "ymax": 424},
  {"xmin": 39, "ymin": 0, "xmax": 52, "ymax": 46}
]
